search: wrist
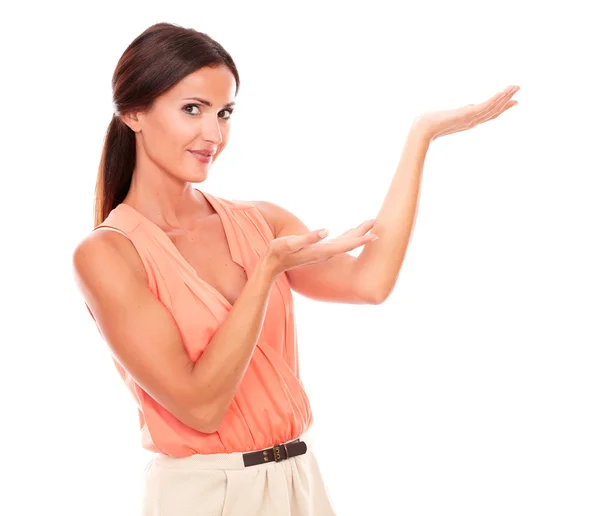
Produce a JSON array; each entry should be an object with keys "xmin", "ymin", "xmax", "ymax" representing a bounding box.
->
[
  {"xmin": 410, "ymin": 117, "xmax": 436, "ymax": 143},
  {"xmin": 255, "ymin": 255, "xmax": 279, "ymax": 284}
]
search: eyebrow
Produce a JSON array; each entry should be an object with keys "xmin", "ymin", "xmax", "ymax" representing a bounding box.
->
[{"xmin": 182, "ymin": 97, "xmax": 236, "ymax": 108}]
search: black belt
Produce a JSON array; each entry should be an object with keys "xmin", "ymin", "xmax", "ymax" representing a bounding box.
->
[{"xmin": 243, "ymin": 438, "xmax": 307, "ymax": 467}]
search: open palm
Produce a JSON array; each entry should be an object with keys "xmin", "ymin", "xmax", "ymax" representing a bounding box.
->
[{"xmin": 414, "ymin": 85, "xmax": 520, "ymax": 141}]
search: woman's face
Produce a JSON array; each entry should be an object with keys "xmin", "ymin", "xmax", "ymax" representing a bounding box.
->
[{"xmin": 124, "ymin": 65, "xmax": 237, "ymax": 182}]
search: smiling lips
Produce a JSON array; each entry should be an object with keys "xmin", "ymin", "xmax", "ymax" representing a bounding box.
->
[
  {"xmin": 189, "ymin": 150, "xmax": 213, "ymax": 163},
  {"xmin": 189, "ymin": 149, "xmax": 215, "ymax": 157}
]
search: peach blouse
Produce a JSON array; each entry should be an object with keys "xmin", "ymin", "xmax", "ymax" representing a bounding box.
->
[{"xmin": 87, "ymin": 189, "xmax": 313, "ymax": 457}]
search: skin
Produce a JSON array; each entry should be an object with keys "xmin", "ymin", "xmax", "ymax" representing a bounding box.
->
[
  {"xmin": 119, "ymin": 65, "xmax": 237, "ymax": 226},
  {"xmin": 352, "ymin": 84, "xmax": 521, "ymax": 302},
  {"xmin": 73, "ymin": 76, "xmax": 520, "ymax": 432},
  {"xmin": 414, "ymin": 85, "xmax": 520, "ymax": 140},
  {"xmin": 72, "ymin": 65, "xmax": 379, "ymax": 433},
  {"xmin": 114, "ymin": 64, "xmax": 380, "ymax": 304},
  {"xmin": 72, "ymin": 65, "xmax": 274, "ymax": 434}
]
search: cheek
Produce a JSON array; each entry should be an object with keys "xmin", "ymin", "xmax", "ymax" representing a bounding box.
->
[
  {"xmin": 216, "ymin": 129, "xmax": 231, "ymax": 155},
  {"xmin": 156, "ymin": 110, "xmax": 194, "ymax": 147},
  {"xmin": 175, "ymin": 123, "xmax": 199, "ymax": 151},
  {"xmin": 144, "ymin": 118, "xmax": 193, "ymax": 168},
  {"xmin": 149, "ymin": 115, "xmax": 185, "ymax": 152}
]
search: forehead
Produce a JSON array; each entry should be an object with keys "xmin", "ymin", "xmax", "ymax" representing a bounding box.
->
[{"xmin": 169, "ymin": 66, "xmax": 236, "ymax": 102}]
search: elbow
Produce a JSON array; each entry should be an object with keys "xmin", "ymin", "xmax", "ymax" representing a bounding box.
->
[
  {"xmin": 186, "ymin": 397, "xmax": 224, "ymax": 434},
  {"xmin": 201, "ymin": 418, "xmax": 222, "ymax": 434},
  {"xmin": 195, "ymin": 405, "xmax": 223, "ymax": 433},
  {"xmin": 192, "ymin": 419, "xmax": 218, "ymax": 434},
  {"xmin": 186, "ymin": 409, "xmax": 219, "ymax": 434},
  {"xmin": 355, "ymin": 272, "xmax": 390, "ymax": 305},
  {"xmin": 187, "ymin": 412, "xmax": 215, "ymax": 434},
  {"xmin": 362, "ymin": 286, "xmax": 390, "ymax": 305},
  {"xmin": 369, "ymin": 293, "xmax": 388, "ymax": 305},
  {"xmin": 373, "ymin": 287, "xmax": 393, "ymax": 304},
  {"xmin": 180, "ymin": 369, "xmax": 228, "ymax": 434}
]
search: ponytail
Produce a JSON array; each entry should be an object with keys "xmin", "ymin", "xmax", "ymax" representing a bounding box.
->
[{"xmin": 93, "ymin": 114, "xmax": 136, "ymax": 227}]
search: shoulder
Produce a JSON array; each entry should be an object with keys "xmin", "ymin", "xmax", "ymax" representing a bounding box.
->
[
  {"xmin": 247, "ymin": 200, "xmax": 290, "ymax": 239},
  {"xmin": 248, "ymin": 200, "xmax": 312, "ymax": 239},
  {"xmin": 72, "ymin": 228, "xmax": 147, "ymax": 290},
  {"xmin": 214, "ymin": 195, "xmax": 309, "ymax": 240}
]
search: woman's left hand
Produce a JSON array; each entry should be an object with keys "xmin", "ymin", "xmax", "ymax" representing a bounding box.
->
[{"xmin": 413, "ymin": 85, "xmax": 520, "ymax": 141}]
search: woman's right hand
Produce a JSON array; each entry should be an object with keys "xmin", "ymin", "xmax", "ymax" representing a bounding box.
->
[{"xmin": 263, "ymin": 219, "xmax": 379, "ymax": 277}]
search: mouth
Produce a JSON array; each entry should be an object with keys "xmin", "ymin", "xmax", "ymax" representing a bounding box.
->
[{"xmin": 189, "ymin": 150, "xmax": 213, "ymax": 163}]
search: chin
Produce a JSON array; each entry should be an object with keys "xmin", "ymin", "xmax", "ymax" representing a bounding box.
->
[{"xmin": 188, "ymin": 170, "xmax": 209, "ymax": 182}]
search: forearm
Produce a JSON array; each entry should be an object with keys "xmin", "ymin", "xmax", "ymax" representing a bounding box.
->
[
  {"xmin": 189, "ymin": 257, "xmax": 277, "ymax": 431},
  {"xmin": 354, "ymin": 124, "xmax": 432, "ymax": 303}
]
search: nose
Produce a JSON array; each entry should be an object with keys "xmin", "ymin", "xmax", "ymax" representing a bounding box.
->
[{"xmin": 201, "ymin": 116, "xmax": 224, "ymax": 146}]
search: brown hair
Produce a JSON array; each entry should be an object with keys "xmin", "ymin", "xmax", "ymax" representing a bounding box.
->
[{"xmin": 93, "ymin": 22, "xmax": 240, "ymax": 227}]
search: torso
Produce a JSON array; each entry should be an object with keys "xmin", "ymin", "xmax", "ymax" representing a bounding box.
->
[
  {"xmin": 165, "ymin": 212, "xmax": 249, "ymax": 307},
  {"xmin": 107, "ymin": 196, "xmax": 278, "ymax": 307}
]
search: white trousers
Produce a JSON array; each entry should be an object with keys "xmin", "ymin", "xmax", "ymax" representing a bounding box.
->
[{"xmin": 141, "ymin": 429, "xmax": 337, "ymax": 515}]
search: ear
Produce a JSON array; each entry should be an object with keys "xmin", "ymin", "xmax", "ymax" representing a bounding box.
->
[{"xmin": 119, "ymin": 111, "xmax": 143, "ymax": 133}]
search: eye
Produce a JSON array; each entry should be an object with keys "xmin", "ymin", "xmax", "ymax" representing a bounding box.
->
[
  {"xmin": 183, "ymin": 104, "xmax": 235, "ymax": 120},
  {"xmin": 221, "ymin": 107, "xmax": 235, "ymax": 120},
  {"xmin": 183, "ymin": 104, "xmax": 201, "ymax": 116}
]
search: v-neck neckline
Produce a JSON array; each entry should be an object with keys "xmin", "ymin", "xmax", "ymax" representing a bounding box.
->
[{"xmin": 117, "ymin": 188, "xmax": 245, "ymax": 309}]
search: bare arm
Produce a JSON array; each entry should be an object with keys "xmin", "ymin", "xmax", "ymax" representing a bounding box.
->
[
  {"xmin": 72, "ymin": 229, "xmax": 277, "ymax": 434},
  {"xmin": 189, "ymin": 258, "xmax": 276, "ymax": 432}
]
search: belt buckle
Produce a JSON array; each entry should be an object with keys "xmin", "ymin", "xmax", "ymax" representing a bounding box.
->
[{"xmin": 272, "ymin": 442, "xmax": 289, "ymax": 463}]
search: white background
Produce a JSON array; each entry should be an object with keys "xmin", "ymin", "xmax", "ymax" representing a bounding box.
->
[{"xmin": 2, "ymin": 1, "xmax": 599, "ymax": 515}]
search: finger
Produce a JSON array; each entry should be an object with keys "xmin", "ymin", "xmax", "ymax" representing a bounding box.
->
[
  {"xmin": 309, "ymin": 233, "xmax": 379, "ymax": 260},
  {"xmin": 475, "ymin": 86, "xmax": 520, "ymax": 124},
  {"xmin": 338, "ymin": 219, "xmax": 379, "ymax": 238},
  {"xmin": 489, "ymin": 87, "xmax": 519, "ymax": 115},
  {"xmin": 478, "ymin": 96, "xmax": 518, "ymax": 125},
  {"xmin": 490, "ymin": 86, "xmax": 519, "ymax": 106},
  {"xmin": 286, "ymin": 228, "xmax": 329, "ymax": 252},
  {"xmin": 488, "ymin": 100, "xmax": 518, "ymax": 121},
  {"xmin": 470, "ymin": 85, "xmax": 516, "ymax": 117}
]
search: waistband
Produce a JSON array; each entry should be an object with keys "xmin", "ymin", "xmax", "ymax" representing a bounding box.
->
[{"xmin": 150, "ymin": 429, "xmax": 316, "ymax": 471}]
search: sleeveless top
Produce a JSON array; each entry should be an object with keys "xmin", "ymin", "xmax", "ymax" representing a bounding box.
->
[{"xmin": 86, "ymin": 189, "xmax": 313, "ymax": 457}]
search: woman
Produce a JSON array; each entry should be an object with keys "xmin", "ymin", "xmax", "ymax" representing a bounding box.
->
[{"xmin": 72, "ymin": 22, "xmax": 519, "ymax": 516}]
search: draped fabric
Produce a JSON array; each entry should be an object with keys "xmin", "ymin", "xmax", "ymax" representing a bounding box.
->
[{"xmin": 88, "ymin": 189, "xmax": 313, "ymax": 457}]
